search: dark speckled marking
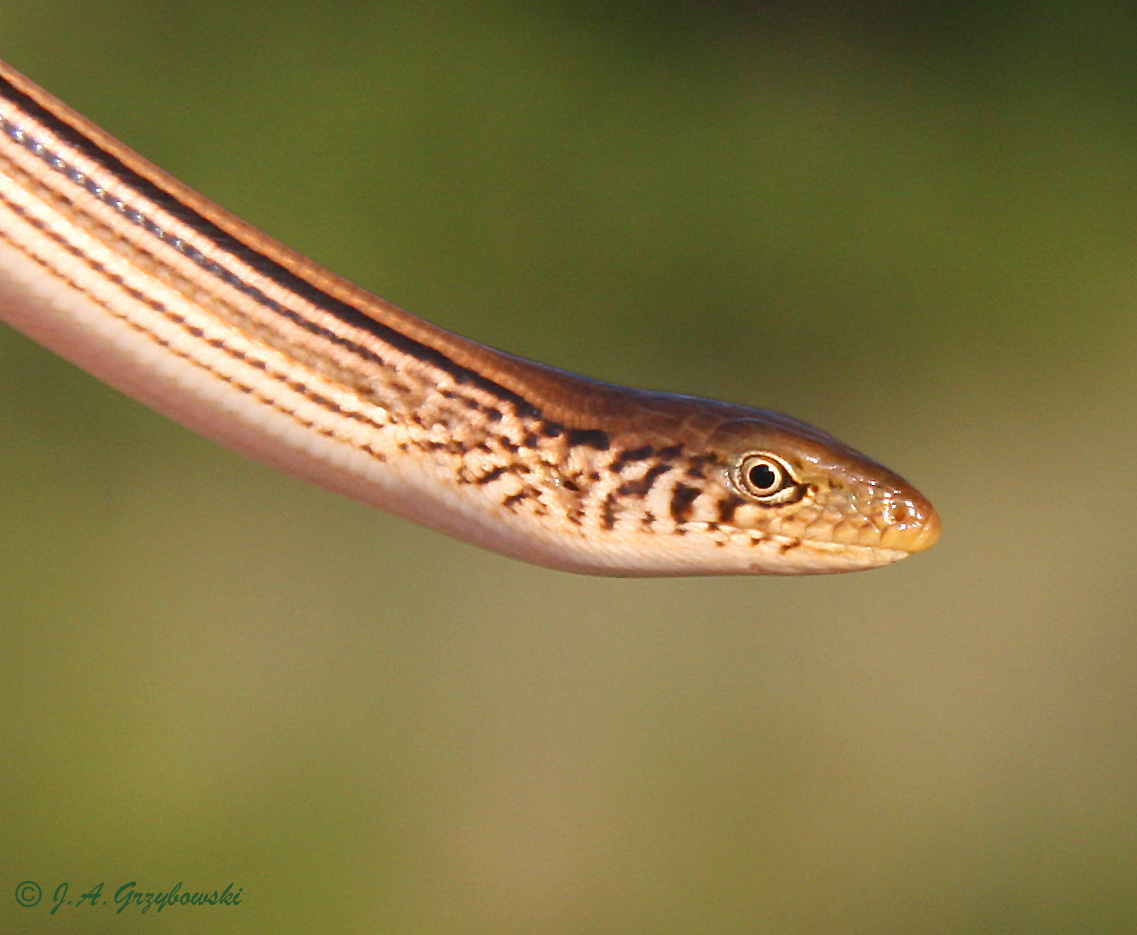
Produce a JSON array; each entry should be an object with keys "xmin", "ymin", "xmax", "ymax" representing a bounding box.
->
[
  {"xmin": 779, "ymin": 537, "xmax": 803, "ymax": 554},
  {"xmin": 611, "ymin": 445, "xmax": 655, "ymax": 470},
  {"xmin": 476, "ymin": 466, "xmax": 507, "ymax": 485},
  {"xmin": 601, "ymin": 491, "xmax": 619, "ymax": 530},
  {"xmin": 717, "ymin": 494, "xmax": 744, "ymax": 525},
  {"xmin": 566, "ymin": 428, "xmax": 610, "ymax": 450},
  {"xmin": 669, "ymin": 483, "xmax": 701, "ymax": 522},
  {"xmin": 618, "ymin": 462, "xmax": 669, "ymax": 497},
  {"xmin": 685, "ymin": 455, "xmax": 714, "ymax": 480}
]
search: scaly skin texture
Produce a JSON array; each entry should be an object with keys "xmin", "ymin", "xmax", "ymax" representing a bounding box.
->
[{"xmin": 0, "ymin": 57, "xmax": 939, "ymax": 575}]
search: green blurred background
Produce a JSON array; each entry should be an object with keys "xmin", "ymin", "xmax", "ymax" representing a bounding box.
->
[{"xmin": 3, "ymin": 2, "xmax": 1137, "ymax": 933}]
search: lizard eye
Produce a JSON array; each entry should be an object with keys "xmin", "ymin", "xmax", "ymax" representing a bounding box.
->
[{"xmin": 733, "ymin": 453, "xmax": 801, "ymax": 504}]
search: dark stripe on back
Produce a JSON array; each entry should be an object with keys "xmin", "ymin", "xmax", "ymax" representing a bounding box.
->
[{"xmin": 0, "ymin": 72, "xmax": 540, "ymax": 416}]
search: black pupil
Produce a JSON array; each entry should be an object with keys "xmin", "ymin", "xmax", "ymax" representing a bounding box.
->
[{"xmin": 748, "ymin": 462, "xmax": 778, "ymax": 492}]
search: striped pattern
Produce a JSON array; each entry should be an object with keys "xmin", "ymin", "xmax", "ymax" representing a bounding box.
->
[{"xmin": 0, "ymin": 59, "xmax": 939, "ymax": 575}]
